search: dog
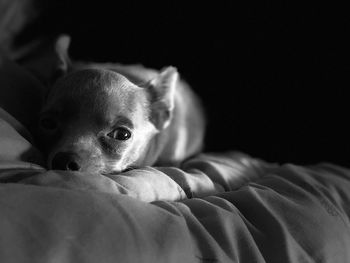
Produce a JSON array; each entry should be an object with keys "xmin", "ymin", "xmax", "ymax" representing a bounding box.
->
[{"xmin": 36, "ymin": 36, "xmax": 205, "ymax": 174}]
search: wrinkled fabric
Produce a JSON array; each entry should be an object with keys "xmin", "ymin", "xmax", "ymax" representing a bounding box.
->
[
  {"xmin": 1, "ymin": 157, "xmax": 350, "ymax": 262},
  {"xmin": 0, "ymin": 53, "xmax": 44, "ymax": 132},
  {"xmin": 1, "ymin": 111, "xmax": 350, "ymax": 262}
]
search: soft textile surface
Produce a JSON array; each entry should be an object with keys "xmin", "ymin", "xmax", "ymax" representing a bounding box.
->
[
  {"xmin": 1, "ymin": 55, "xmax": 350, "ymax": 262},
  {"xmin": 1, "ymin": 115, "xmax": 350, "ymax": 263}
]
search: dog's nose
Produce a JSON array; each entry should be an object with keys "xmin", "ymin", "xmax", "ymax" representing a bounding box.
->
[{"xmin": 51, "ymin": 152, "xmax": 81, "ymax": 171}]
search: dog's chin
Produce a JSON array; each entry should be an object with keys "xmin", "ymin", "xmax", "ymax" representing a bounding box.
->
[
  {"xmin": 100, "ymin": 165, "xmax": 138, "ymax": 176},
  {"xmin": 99, "ymin": 166, "xmax": 125, "ymax": 176},
  {"xmin": 100, "ymin": 170, "xmax": 121, "ymax": 176}
]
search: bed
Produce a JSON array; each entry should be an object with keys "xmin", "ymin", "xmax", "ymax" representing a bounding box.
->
[{"xmin": 1, "ymin": 52, "xmax": 350, "ymax": 263}]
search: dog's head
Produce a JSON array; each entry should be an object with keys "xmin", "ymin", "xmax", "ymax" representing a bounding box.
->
[{"xmin": 38, "ymin": 58, "xmax": 178, "ymax": 174}]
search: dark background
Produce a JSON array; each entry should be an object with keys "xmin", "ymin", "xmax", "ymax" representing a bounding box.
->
[{"xmin": 15, "ymin": 1, "xmax": 350, "ymax": 166}]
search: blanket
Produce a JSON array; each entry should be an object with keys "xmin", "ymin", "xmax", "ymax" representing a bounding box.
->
[{"xmin": 1, "ymin": 53, "xmax": 350, "ymax": 262}]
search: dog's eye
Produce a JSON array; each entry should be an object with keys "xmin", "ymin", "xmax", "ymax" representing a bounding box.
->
[
  {"xmin": 40, "ymin": 117, "xmax": 57, "ymax": 131},
  {"xmin": 107, "ymin": 127, "xmax": 131, "ymax": 141}
]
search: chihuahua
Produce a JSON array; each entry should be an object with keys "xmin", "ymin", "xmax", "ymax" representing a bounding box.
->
[{"xmin": 37, "ymin": 36, "xmax": 205, "ymax": 174}]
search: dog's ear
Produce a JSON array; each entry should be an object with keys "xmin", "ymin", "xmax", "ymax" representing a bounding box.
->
[
  {"xmin": 16, "ymin": 35, "xmax": 72, "ymax": 87},
  {"xmin": 54, "ymin": 35, "xmax": 71, "ymax": 76},
  {"xmin": 147, "ymin": 66, "xmax": 178, "ymax": 130}
]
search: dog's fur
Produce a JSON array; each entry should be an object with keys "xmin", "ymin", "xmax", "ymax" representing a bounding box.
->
[{"xmin": 37, "ymin": 36, "xmax": 205, "ymax": 174}]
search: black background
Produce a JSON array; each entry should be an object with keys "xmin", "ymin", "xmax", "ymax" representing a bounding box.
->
[{"xmin": 17, "ymin": 1, "xmax": 350, "ymax": 166}]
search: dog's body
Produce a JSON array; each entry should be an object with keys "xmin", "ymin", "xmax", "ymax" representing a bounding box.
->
[{"xmin": 37, "ymin": 37, "xmax": 205, "ymax": 174}]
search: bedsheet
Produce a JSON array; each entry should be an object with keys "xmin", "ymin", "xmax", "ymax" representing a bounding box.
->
[
  {"xmin": 1, "ymin": 54, "xmax": 350, "ymax": 263},
  {"xmin": 2, "ymin": 113, "xmax": 350, "ymax": 263}
]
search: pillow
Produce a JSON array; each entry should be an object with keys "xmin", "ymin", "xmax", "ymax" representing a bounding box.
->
[{"xmin": 0, "ymin": 53, "xmax": 44, "ymax": 134}]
